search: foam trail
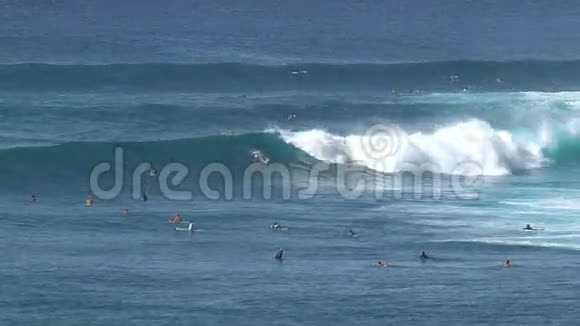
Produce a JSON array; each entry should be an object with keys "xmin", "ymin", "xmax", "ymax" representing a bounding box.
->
[{"xmin": 280, "ymin": 119, "xmax": 546, "ymax": 176}]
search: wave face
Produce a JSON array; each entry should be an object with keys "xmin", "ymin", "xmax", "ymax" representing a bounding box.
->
[
  {"xmin": 2, "ymin": 119, "xmax": 580, "ymax": 195},
  {"xmin": 3, "ymin": 60, "xmax": 580, "ymax": 92}
]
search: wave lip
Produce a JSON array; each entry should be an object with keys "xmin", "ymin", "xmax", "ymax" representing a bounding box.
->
[{"xmin": 280, "ymin": 119, "xmax": 546, "ymax": 176}]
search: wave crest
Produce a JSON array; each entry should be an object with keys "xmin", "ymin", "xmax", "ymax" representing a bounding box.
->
[{"xmin": 280, "ymin": 119, "xmax": 546, "ymax": 176}]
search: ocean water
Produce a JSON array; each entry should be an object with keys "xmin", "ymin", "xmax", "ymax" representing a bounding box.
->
[{"xmin": 2, "ymin": 1, "xmax": 580, "ymax": 325}]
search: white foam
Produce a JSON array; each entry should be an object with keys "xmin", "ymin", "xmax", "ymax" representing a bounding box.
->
[
  {"xmin": 280, "ymin": 119, "xmax": 545, "ymax": 176},
  {"xmin": 435, "ymin": 238, "xmax": 580, "ymax": 251}
]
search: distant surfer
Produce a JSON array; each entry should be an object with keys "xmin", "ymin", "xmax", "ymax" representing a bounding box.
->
[
  {"xmin": 85, "ymin": 196, "xmax": 94, "ymax": 207},
  {"xmin": 122, "ymin": 208, "xmax": 129, "ymax": 215},
  {"xmin": 275, "ymin": 248, "xmax": 285, "ymax": 260},
  {"xmin": 287, "ymin": 113, "xmax": 297, "ymax": 121},
  {"xmin": 31, "ymin": 194, "xmax": 38, "ymax": 203},
  {"xmin": 523, "ymin": 224, "xmax": 536, "ymax": 231},
  {"xmin": 348, "ymin": 229, "xmax": 358, "ymax": 239},
  {"xmin": 150, "ymin": 168, "xmax": 158, "ymax": 177},
  {"xmin": 251, "ymin": 150, "xmax": 270, "ymax": 164},
  {"xmin": 503, "ymin": 259, "xmax": 511, "ymax": 268},
  {"xmin": 419, "ymin": 251, "xmax": 430, "ymax": 261},
  {"xmin": 169, "ymin": 214, "xmax": 183, "ymax": 224},
  {"xmin": 375, "ymin": 261, "xmax": 388, "ymax": 268},
  {"xmin": 271, "ymin": 222, "xmax": 288, "ymax": 231}
]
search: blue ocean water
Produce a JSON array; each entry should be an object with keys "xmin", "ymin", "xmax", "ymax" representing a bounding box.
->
[{"xmin": 2, "ymin": 1, "xmax": 580, "ymax": 325}]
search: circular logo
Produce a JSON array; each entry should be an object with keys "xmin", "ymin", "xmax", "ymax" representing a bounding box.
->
[{"xmin": 361, "ymin": 124, "xmax": 401, "ymax": 160}]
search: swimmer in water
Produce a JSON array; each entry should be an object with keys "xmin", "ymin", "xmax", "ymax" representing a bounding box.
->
[
  {"xmin": 150, "ymin": 168, "xmax": 158, "ymax": 177},
  {"xmin": 169, "ymin": 214, "xmax": 182, "ymax": 224},
  {"xmin": 419, "ymin": 251, "xmax": 430, "ymax": 261},
  {"xmin": 31, "ymin": 194, "xmax": 38, "ymax": 203},
  {"xmin": 275, "ymin": 248, "xmax": 284, "ymax": 260},
  {"xmin": 504, "ymin": 259, "xmax": 511, "ymax": 268},
  {"xmin": 122, "ymin": 208, "xmax": 129, "ymax": 215}
]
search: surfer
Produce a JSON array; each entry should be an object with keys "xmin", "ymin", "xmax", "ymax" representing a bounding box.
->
[
  {"xmin": 375, "ymin": 261, "xmax": 387, "ymax": 268},
  {"xmin": 31, "ymin": 194, "xmax": 38, "ymax": 203},
  {"xmin": 251, "ymin": 150, "xmax": 270, "ymax": 164},
  {"xmin": 504, "ymin": 259, "xmax": 511, "ymax": 268},
  {"xmin": 85, "ymin": 196, "xmax": 94, "ymax": 207},
  {"xmin": 419, "ymin": 251, "xmax": 430, "ymax": 261},
  {"xmin": 150, "ymin": 168, "xmax": 158, "ymax": 177},
  {"xmin": 275, "ymin": 248, "xmax": 284, "ymax": 260},
  {"xmin": 287, "ymin": 113, "xmax": 297, "ymax": 121},
  {"xmin": 122, "ymin": 208, "xmax": 129, "ymax": 215},
  {"xmin": 271, "ymin": 222, "xmax": 288, "ymax": 231},
  {"xmin": 523, "ymin": 224, "xmax": 536, "ymax": 231},
  {"xmin": 348, "ymin": 229, "xmax": 358, "ymax": 238},
  {"xmin": 169, "ymin": 214, "xmax": 182, "ymax": 224}
]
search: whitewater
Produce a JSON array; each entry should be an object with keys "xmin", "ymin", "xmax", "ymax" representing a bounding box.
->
[{"xmin": 4, "ymin": 2, "xmax": 580, "ymax": 323}]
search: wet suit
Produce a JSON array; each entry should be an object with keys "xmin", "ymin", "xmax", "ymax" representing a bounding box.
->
[{"xmin": 275, "ymin": 249, "xmax": 284, "ymax": 260}]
